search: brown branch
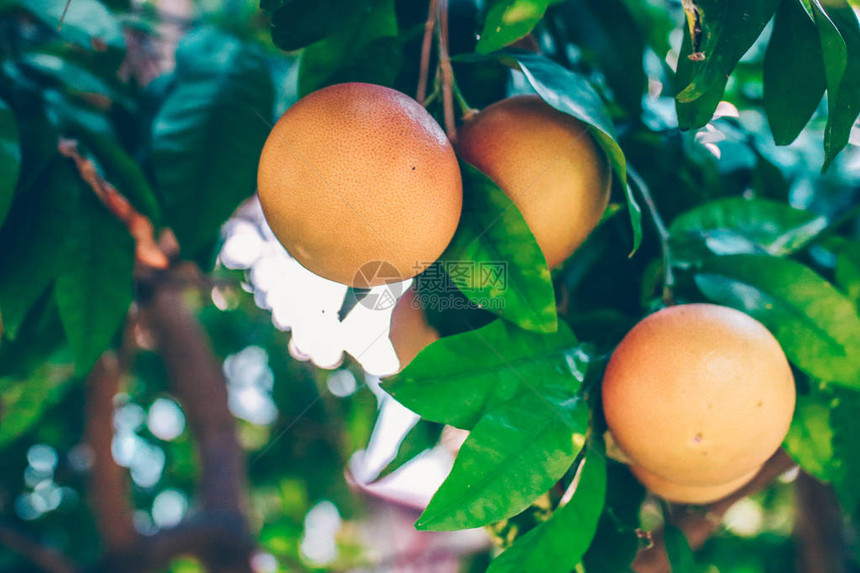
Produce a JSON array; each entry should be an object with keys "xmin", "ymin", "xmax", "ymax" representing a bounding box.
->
[
  {"xmin": 98, "ymin": 512, "xmax": 254, "ymax": 573},
  {"xmin": 794, "ymin": 472, "xmax": 849, "ymax": 573},
  {"xmin": 140, "ymin": 277, "xmax": 253, "ymax": 572},
  {"xmin": 437, "ymin": 0, "xmax": 456, "ymax": 141},
  {"xmin": 58, "ymin": 139, "xmax": 170, "ymax": 271},
  {"xmin": 633, "ymin": 449, "xmax": 796, "ymax": 573},
  {"xmin": 85, "ymin": 353, "xmax": 138, "ymax": 554},
  {"xmin": 416, "ymin": 0, "xmax": 438, "ymax": 105},
  {"xmin": 0, "ymin": 518, "xmax": 79, "ymax": 573}
]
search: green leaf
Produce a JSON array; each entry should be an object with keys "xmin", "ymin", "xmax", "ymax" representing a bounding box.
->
[
  {"xmin": 695, "ymin": 254, "xmax": 860, "ymax": 387},
  {"xmin": 492, "ymin": 50, "xmax": 641, "ymax": 253},
  {"xmin": 265, "ymin": 0, "xmax": 362, "ymax": 51},
  {"xmin": 415, "ymin": 386, "xmax": 588, "ymax": 530},
  {"xmin": 384, "ymin": 319, "xmax": 587, "ymax": 429},
  {"xmin": 812, "ymin": 0, "xmax": 860, "ymax": 170},
  {"xmin": 298, "ymin": 0, "xmax": 401, "ymax": 97},
  {"xmin": 669, "ymin": 198, "xmax": 827, "ymax": 265},
  {"xmin": 9, "ymin": 0, "xmax": 125, "ymax": 51},
  {"xmin": 835, "ymin": 241, "xmax": 860, "ymax": 306},
  {"xmin": 674, "ymin": 22, "xmax": 727, "ymax": 130},
  {"xmin": 664, "ymin": 524, "xmax": 696, "ymax": 573},
  {"xmin": 676, "ymin": 0, "xmax": 780, "ymax": 103},
  {"xmin": 764, "ymin": 0, "xmax": 827, "ymax": 145},
  {"xmin": 441, "ymin": 162, "xmax": 557, "ymax": 333},
  {"xmin": 151, "ymin": 27, "xmax": 274, "ymax": 256},
  {"xmin": 16, "ymin": 52, "xmax": 131, "ymax": 109},
  {"xmin": 55, "ymin": 188, "xmax": 134, "ymax": 375},
  {"xmin": 561, "ymin": 0, "xmax": 647, "ymax": 115},
  {"xmin": 0, "ymin": 97, "xmax": 20, "ymax": 228},
  {"xmin": 376, "ymin": 419, "xmax": 443, "ymax": 480},
  {"xmin": 0, "ymin": 363, "xmax": 75, "ymax": 447},
  {"xmin": 486, "ymin": 452, "xmax": 606, "ymax": 573},
  {"xmin": 0, "ymin": 160, "xmax": 77, "ymax": 338},
  {"xmin": 582, "ymin": 462, "xmax": 646, "ymax": 573},
  {"xmin": 831, "ymin": 388, "xmax": 860, "ymax": 513},
  {"xmin": 785, "ymin": 391, "xmax": 836, "ymax": 481},
  {"xmin": 477, "ymin": 0, "xmax": 558, "ymax": 54}
]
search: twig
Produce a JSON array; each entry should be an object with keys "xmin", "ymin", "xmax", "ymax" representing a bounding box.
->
[
  {"xmin": 85, "ymin": 353, "xmax": 138, "ymax": 554},
  {"xmin": 58, "ymin": 139, "xmax": 170, "ymax": 270},
  {"xmin": 628, "ymin": 166, "xmax": 674, "ymax": 305},
  {"xmin": 633, "ymin": 449, "xmax": 796, "ymax": 573},
  {"xmin": 58, "ymin": 0, "xmax": 73, "ymax": 30},
  {"xmin": 437, "ymin": 0, "xmax": 456, "ymax": 140},
  {"xmin": 416, "ymin": 0, "xmax": 438, "ymax": 104},
  {"xmin": 0, "ymin": 518, "xmax": 79, "ymax": 573}
]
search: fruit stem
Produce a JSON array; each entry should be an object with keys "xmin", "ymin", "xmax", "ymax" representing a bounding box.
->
[
  {"xmin": 437, "ymin": 0, "xmax": 457, "ymax": 141},
  {"xmin": 629, "ymin": 166, "xmax": 675, "ymax": 306},
  {"xmin": 416, "ymin": 0, "xmax": 438, "ymax": 105}
]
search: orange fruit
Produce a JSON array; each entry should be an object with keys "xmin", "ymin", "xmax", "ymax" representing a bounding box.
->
[
  {"xmin": 456, "ymin": 95, "xmax": 611, "ymax": 268},
  {"xmin": 389, "ymin": 288, "xmax": 439, "ymax": 371},
  {"xmin": 631, "ymin": 465, "xmax": 760, "ymax": 505},
  {"xmin": 602, "ymin": 304, "xmax": 795, "ymax": 486},
  {"xmin": 257, "ymin": 83, "xmax": 462, "ymax": 287}
]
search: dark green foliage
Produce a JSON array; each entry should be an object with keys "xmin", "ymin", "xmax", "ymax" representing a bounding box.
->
[{"xmin": 0, "ymin": 0, "xmax": 860, "ymax": 571}]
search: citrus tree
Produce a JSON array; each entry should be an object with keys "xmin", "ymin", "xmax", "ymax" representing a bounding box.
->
[{"xmin": 0, "ymin": 0, "xmax": 859, "ymax": 572}]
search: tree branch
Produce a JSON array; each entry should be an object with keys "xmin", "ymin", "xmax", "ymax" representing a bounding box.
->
[
  {"xmin": 794, "ymin": 472, "xmax": 848, "ymax": 573},
  {"xmin": 633, "ymin": 449, "xmax": 796, "ymax": 573},
  {"xmin": 58, "ymin": 139, "xmax": 169, "ymax": 271},
  {"xmin": 416, "ymin": 0, "xmax": 438, "ymax": 105},
  {"xmin": 140, "ymin": 278, "xmax": 254, "ymax": 572},
  {"xmin": 0, "ymin": 518, "xmax": 79, "ymax": 573},
  {"xmin": 437, "ymin": 0, "xmax": 456, "ymax": 141},
  {"xmin": 85, "ymin": 354, "xmax": 138, "ymax": 554}
]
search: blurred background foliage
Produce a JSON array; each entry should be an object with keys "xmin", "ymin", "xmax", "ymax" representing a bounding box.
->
[{"xmin": 0, "ymin": 0, "xmax": 858, "ymax": 572}]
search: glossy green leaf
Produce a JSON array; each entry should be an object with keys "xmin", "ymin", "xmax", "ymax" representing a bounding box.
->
[
  {"xmin": 676, "ymin": 0, "xmax": 780, "ymax": 102},
  {"xmin": 696, "ymin": 254, "xmax": 860, "ymax": 387},
  {"xmin": 0, "ymin": 97, "xmax": 20, "ymax": 228},
  {"xmin": 9, "ymin": 0, "xmax": 125, "ymax": 51},
  {"xmin": 415, "ymin": 385, "xmax": 588, "ymax": 530},
  {"xmin": 298, "ymin": 0, "xmax": 400, "ymax": 97},
  {"xmin": 0, "ymin": 363, "xmax": 75, "ymax": 447},
  {"xmin": 492, "ymin": 50, "xmax": 641, "ymax": 253},
  {"xmin": 441, "ymin": 162, "xmax": 557, "ymax": 333},
  {"xmin": 665, "ymin": 523, "xmax": 696, "ymax": 573},
  {"xmin": 376, "ymin": 419, "xmax": 443, "ymax": 480},
  {"xmin": 582, "ymin": 462, "xmax": 646, "ymax": 573},
  {"xmin": 151, "ymin": 27, "xmax": 274, "ymax": 256},
  {"xmin": 811, "ymin": 0, "xmax": 860, "ymax": 169},
  {"xmin": 0, "ymin": 160, "xmax": 77, "ymax": 338},
  {"xmin": 561, "ymin": 0, "xmax": 647, "ymax": 115},
  {"xmin": 16, "ymin": 52, "xmax": 131, "ymax": 109},
  {"xmin": 785, "ymin": 392, "xmax": 837, "ymax": 481},
  {"xmin": 384, "ymin": 319, "xmax": 587, "ymax": 429},
  {"xmin": 764, "ymin": 0, "xmax": 827, "ymax": 145},
  {"xmin": 477, "ymin": 0, "xmax": 558, "ymax": 54},
  {"xmin": 835, "ymin": 241, "xmax": 860, "ymax": 305},
  {"xmin": 55, "ymin": 190, "xmax": 134, "ymax": 374},
  {"xmin": 674, "ymin": 22, "xmax": 727, "ymax": 130},
  {"xmin": 486, "ymin": 452, "xmax": 606, "ymax": 573},
  {"xmin": 669, "ymin": 198, "xmax": 826, "ymax": 265},
  {"xmin": 265, "ymin": 0, "xmax": 362, "ymax": 51},
  {"xmin": 831, "ymin": 389, "xmax": 860, "ymax": 513}
]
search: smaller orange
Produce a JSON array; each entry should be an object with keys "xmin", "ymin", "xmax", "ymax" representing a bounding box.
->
[{"xmin": 389, "ymin": 289, "xmax": 439, "ymax": 371}]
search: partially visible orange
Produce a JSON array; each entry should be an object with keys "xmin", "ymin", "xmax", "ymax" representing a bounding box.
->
[
  {"xmin": 389, "ymin": 289, "xmax": 439, "ymax": 371},
  {"xmin": 258, "ymin": 83, "xmax": 462, "ymax": 287},
  {"xmin": 631, "ymin": 465, "xmax": 760, "ymax": 505},
  {"xmin": 456, "ymin": 95, "xmax": 610, "ymax": 268}
]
